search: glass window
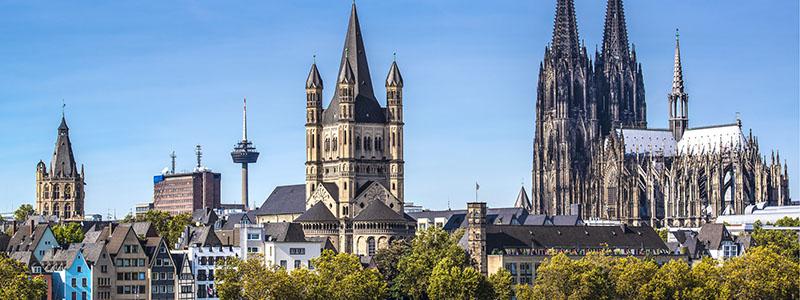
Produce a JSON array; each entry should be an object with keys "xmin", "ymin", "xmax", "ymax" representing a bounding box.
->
[
  {"xmin": 72, "ymin": 278, "xmax": 77, "ymax": 287},
  {"xmin": 294, "ymin": 260, "xmax": 301, "ymax": 269},
  {"xmin": 290, "ymin": 248, "xmax": 305, "ymax": 255},
  {"xmin": 367, "ymin": 237, "xmax": 376, "ymax": 256},
  {"xmin": 280, "ymin": 260, "xmax": 287, "ymax": 268},
  {"xmin": 82, "ymin": 278, "xmax": 87, "ymax": 287}
]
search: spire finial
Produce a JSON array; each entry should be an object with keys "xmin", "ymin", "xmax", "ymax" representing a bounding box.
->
[
  {"xmin": 393, "ymin": 51, "xmax": 396, "ymax": 62},
  {"xmin": 312, "ymin": 54, "xmax": 316, "ymax": 64},
  {"xmin": 676, "ymin": 28, "xmax": 680, "ymax": 41},
  {"xmin": 61, "ymin": 99, "xmax": 66, "ymax": 118}
]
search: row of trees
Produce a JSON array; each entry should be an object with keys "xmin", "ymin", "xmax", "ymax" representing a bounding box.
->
[{"xmin": 517, "ymin": 246, "xmax": 799, "ymax": 300}]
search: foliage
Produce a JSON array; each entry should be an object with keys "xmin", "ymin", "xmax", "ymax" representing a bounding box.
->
[
  {"xmin": 52, "ymin": 222, "xmax": 85, "ymax": 246},
  {"xmin": 216, "ymin": 250, "xmax": 386, "ymax": 300},
  {"xmin": 514, "ymin": 284, "xmax": 536, "ymax": 300},
  {"xmin": 0, "ymin": 254, "xmax": 47, "ymax": 299},
  {"xmin": 639, "ymin": 259, "xmax": 693, "ymax": 300},
  {"xmin": 527, "ymin": 252, "xmax": 616, "ymax": 300},
  {"xmin": 752, "ymin": 217, "xmax": 800, "ymax": 260},
  {"xmin": 373, "ymin": 239, "xmax": 411, "ymax": 299},
  {"xmin": 687, "ymin": 257, "xmax": 721, "ymax": 300},
  {"xmin": 719, "ymin": 246, "xmax": 800, "ymax": 299},
  {"xmin": 656, "ymin": 228, "xmax": 669, "ymax": 243},
  {"xmin": 609, "ymin": 256, "xmax": 658, "ymax": 299},
  {"xmin": 395, "ymin": 226, "xmax": 469, "ymax": 299},
  {"xmin": 487, "ymin": 268, "xmax": 513, "ymax": 300},
  {"xmin": 121, "ymin": 210, "xmax": 192, "ymax": 247},
  {"xmin": 14, "ymin": 204, "xmax": 35, "ymax": 222},
  {"xmin": 427, "ymin": 257, "xmax": 490, "ymax": 300}
]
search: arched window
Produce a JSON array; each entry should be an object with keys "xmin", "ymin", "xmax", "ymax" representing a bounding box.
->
[
  {"xmin": 356, "ymin": 136, "xmax": 361, "ymax": 150},
  {"xmin": 53, "ymin": 185, "xmax": 60, "ymax": 199},
  {"xmin": 44, "ymin": 184, "xmax": 50, "ymax": 199},
  {"xmin": 343, "ymin": 131, "xmax": 347, "ymax": 145},
  {"xmin": 325, "ymin": 138, "xmax": 330, "ymax": 151},
  {"xmin": 44, "ymin": 204, "xmax": 49, "ymax": 215},
  {"xmin": 64, "ymin": 185, "xmax": 72, "ymax": 198},
  {"xmin": 64, "ymin": 205, "xmax": 71, "ymax": 218},
  {"xmin": 332, "ymin": 137, "xmax": 338, "ymax": 151},
  {"xmin": 367, "ymin": 237, "xmax": 376, "ymax": 256}
]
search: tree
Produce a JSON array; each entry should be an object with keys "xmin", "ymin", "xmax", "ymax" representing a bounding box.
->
[
  {"xmin": 312, "ymin": 250, "xmax": 387, "ymax": 300},
  {"xmin": 515, "ymin": 284, "xmax": 536, "ymax": 300},
  {"xmin": 656, "ymin": 228, "xmax": 669, "ymax": 243},
  {"xmin": 688, "ymin": 257, "xmax": 721, "ymax": 300},
  {"xmin": 719, "ymin": 246, "xmax": 800, "ymax": 299},
  {"xmin": 121, "ymin": 210, "xmax": 192, "ymax": 248},
  {"xmin": 215, "ymin": 257, "xmax": 243, "ymax": 300},
  {"xmin": 427, "ymin": 257, "xmax": 489, "ymax": 300},
  {"xmin": 528, "ymin": 253, "xmax": 577, "ymax": 300},
  {"xmin": 14, "ymin": 204, "xmax": 34, "ymax": 222},
  {"xmin": 395, "ymin": 227, "xmax": 469, "ymax": 299},
  {"xmin": 639, "ymin": 259, "xmax": 693, "ymax": 300},
  {"xmin": 373, "ymin": 239, "xmax": 411, "ymax": 299},
  {"xmin": 0, "ymin": 254, "xmax": 47, "ymax": 299},
  {"xmin": 609, "ymin": 256, "xmax": 658, "ymax": 299},
  {"xmin": 52, "ymin": 222, "xmax": 84, "ymax": 246},
  {"xmin": 752, "ymin": 217, "xmax": 800, "ymax": 261},
  {"xmin": 487, "ymin": 268, "xmax": 513, "ymax": 300}
]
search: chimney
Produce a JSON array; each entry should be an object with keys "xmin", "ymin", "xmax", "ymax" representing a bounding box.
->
[
  {"xmin": 467, "ymin": 202, "xmax": 487, "ymax": 275},
  {"xmin": 29, "ymin": 219, "xmax": 35, "ymax": 234}
]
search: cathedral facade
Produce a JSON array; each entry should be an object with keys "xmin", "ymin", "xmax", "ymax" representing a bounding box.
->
[
  {"xmin": 35, "ymin": 114, "xmax": 86, "ymax": 220},
  {"xmin": 532, "ymin": 0, "xmax": 791, "ymax": 227},
  {"xmin": 296, "ymin": 3, "xmax": 415, "ymax": 255}
]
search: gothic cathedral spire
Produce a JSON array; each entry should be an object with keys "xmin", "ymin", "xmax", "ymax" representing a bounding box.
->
[
  {"xmin": 668, "ymin": 29, "xmax": 689, "ymax": 141},
  {"xmin": 599, "ymin": 0, "xmax": 646, "ymax": 132}
]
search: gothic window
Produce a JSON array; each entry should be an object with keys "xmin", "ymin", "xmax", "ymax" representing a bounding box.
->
[
  {"xmin": 325, "ymin": 138, "xmax": 330, "ymax": 151},
  {"xmin": 65, "ymin": 185, "xmax": 72, "ymax": 198},
  {"xmin": 375, "ymin": 137, "xmax": 382, "ymax": 152},
  {"xmin": 391, "ymin": 133, "xmax": 396, "ymax": 147},
  {"xmin": 356, "ymin": 136, "xmax": 361, "ymax": 150},
  {"xmin": 365, "ymin": 137, "xmax": 372, "ymax": 151},
  {"xmin": 367, "ymin": 237, "xmax": 376, "ymax": 256},
  {"xmin": 44, "ymin": 184, "xmax": 50, "ymax": 199},
  {"xmin": 53, "ymin": 185, "xmax": 60, "ymax": 199},
  {"xmin": 65, "ymin": 204, "xmax": 71, "ymax": 218},
  {"xmin": 343, "ymin": 131, "xmax": 347, "ymax": 145},
  {"xmin": 333, "ymin": 137, "xmax": 338, "ymax": 151},
  {"xmin": 44, "ymin": 204, "xmax": 49, "ymax": 215}
]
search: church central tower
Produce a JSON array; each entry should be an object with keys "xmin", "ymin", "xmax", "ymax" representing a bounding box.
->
[{"xmin": 301, "ymin": 3, "xmax": 411, "ymax": 254}]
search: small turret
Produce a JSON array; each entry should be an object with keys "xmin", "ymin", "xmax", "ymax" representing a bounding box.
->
[{"xmin": 668, "ymin": 28, "xmax": 689, "ymax": 141}]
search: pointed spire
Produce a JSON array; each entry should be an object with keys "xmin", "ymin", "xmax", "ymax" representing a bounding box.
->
[
  {"xmin": 52, "ymin": 113, "xmax": 77, "ymax": 177},
  {"xmin": 242, "ymin": 97, "xmax": 248, "ymax": 141},
  {"xmin": 386, "ymin": 56, "xmax": 403, "ymax": 87},
  {"xmin": 551, "ymin": 0, "xmax": 581, "ymax": 59},
  {"xmin": 514, "ymin": 186, "xmax": 532, "ymax": 211},
  {"xmin": 601, "ymin": 0, "xmax": 630, "ymax": 62},
  {"xmin": 338, "ymin": 50, "xmax": 356, "ymax": 84},
  {"xmin": 335, "ymin": 2, "xmax": 375, "ymax": 98},
  {"xmin": 672, "ymin": 28, "xmax": 685, "ymax": 94},
  {"xmin": 306, "ymin": 58, "xmax": 323, "ymax": 89}
]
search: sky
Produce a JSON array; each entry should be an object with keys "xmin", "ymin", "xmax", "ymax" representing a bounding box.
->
[{"xmin": 0, "ymin": 0, "xmax": 797, "ymax": 217}]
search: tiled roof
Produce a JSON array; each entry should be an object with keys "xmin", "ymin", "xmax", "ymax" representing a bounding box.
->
[{"xmin": 7, "ymin": 224, "xmax": 51, "ymax": 252}]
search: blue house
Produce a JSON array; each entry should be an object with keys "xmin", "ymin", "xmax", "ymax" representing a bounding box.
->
[{"xmin": 42, "ymin": 248, "xmax": 92, "ymax": 300}]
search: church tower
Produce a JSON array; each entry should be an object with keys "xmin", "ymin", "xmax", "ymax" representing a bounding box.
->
[
  {"xmin": 597, "ymin": 0, "xmax": 646, "ymax": 133},
  {"xmin": 299, "ymin": 3, "xmax": 412, "ymax": 254},
  {"xmin": 668, "ymin": 29, "xmax": 689, "ymax": 141},
  {"xmin": 36, "ymin": 113, "xmax": 85, "ymax": 220},
  {"xmin": 532, "ymin": 0, "xmax": 596, "ymax": 215}
]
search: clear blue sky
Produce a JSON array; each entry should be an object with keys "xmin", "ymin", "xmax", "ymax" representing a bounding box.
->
[{"xmin": 1, "ymin": 0, "xmax": 797, "ymax": 216}]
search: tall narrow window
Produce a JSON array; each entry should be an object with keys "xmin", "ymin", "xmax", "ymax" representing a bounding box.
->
[{"xmin": 367, "ymin": 237, "xmax": 376, "ymax": 256}]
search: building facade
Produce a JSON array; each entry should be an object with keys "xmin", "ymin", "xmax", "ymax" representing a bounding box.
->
[
  {"xmin": 531, "ymin": 0, "xmax": 791, "ymax": 227},
  {"xmin": 153, "ymin": 170, "xmax": 222, "ymax": 216},
  {"xmin": 36, "ymin": 115, "xmax": 86, "ymax": 220},
  {"xmin": 298, "ymin": 3, "xmax": 415, "ymax": 254}
]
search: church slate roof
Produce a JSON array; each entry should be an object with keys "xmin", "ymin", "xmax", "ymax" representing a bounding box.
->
[
  {"xmin": 255, "ymin": 184, "xmax": 306, "ymax": 216},
  {"xmin": 52, "ymin": 116, "xmax": 79, "ymax": 177},
  {"xmin": 321, "ymin": 183, "xmax": 340, "ymax": 202},
  {"xmin": 353, "ymin": 200, "xmax": 406, "ymax": 222},
  {"xmin": 295, "ymin": 201, "xmax": 337, "ymax": 222},
  {"xmin": 617, "ymin": 128, "xmax": 677, "ymax": 156},
  {"xmin": 514, "ymin": 187, "xmax": 532, "ymax": 211},
  {"xmin": 386, "ymin": 61, "xmax": 403, "ymax": 87},
  {"xmin": 67, "ymin": 242, "xmax": 106, "ymax": 265},
  {"xmin": 678, "ymin": 124, "xmax": 746, "ymax": 154},
  {"xmin": 321, "ymin": 3, "xmax": 386, "ymax": 125},
  {"xmin": 192, "ymin": 208, "xmax": 219, "ymax": 226},
  {"xmin": 306, "ymin": 63, "xmax": 323, "ymax": 89}
]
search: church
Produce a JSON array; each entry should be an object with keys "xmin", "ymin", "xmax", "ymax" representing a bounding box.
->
[
  {"xmin": 295, "ymin": 3, "xmax": 415, "ymax": 255},
  {"xmin": 532, "ymin": 0, "xmax": 791, "ymax": 227}
]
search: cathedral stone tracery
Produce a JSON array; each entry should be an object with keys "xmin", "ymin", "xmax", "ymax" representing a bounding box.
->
[{"xmin": 532, "ymin": 0, "xmax": 791, "ymax": 227}]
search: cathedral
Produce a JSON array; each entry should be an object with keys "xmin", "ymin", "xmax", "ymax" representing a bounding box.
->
[
  {"xmin": 296, "ymin": 3, "xmax": 415, "ymax": 255},
  {"xmin": 532, "ymin": 0, "xmax": 791, "ymax": 227},
  {"xmin": 35, "ymin": 113, "xmax": 86, "ymax": 220}
]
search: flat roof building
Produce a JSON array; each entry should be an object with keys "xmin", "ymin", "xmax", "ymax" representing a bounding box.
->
[{"xmin": 153, "ymin": 170, "xmax": 221, "ymax": 216}]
